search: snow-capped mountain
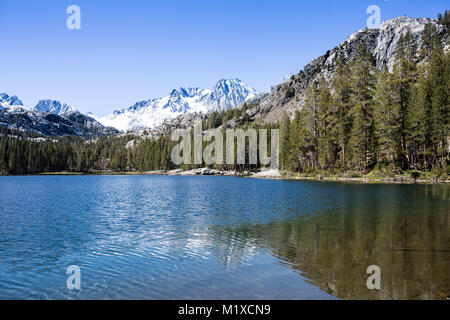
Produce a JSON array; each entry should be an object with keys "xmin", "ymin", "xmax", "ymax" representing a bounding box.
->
[
  {"xmin": 0, "ymin": 93, "xmax": 26, "ymax": 112},
  {"xmin": 0, "ymin": 78, "xmax": 258, "ymax": 135},
  {"xmin": 98, "ymin": 79, "xmax": 258, "ymax": 131},
  {"xmin": 33, "ymin": 100, "xmax": 77, "ymax": 115},
  {"xmin": 0, "ymin": 93, "xmax": 119, "ymax": 137}
]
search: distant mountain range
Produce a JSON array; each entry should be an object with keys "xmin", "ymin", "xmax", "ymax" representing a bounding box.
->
[
  {"xmin": 97, "ymin": 79, "xmax": 259, "ymax": 131},
  {"xmin": 0, "ymin": 94, "xmax": 119, "ymax": 137},
  {"xmin": 0, "ymin": 78, "xmax": 259, "ymax": 136}
]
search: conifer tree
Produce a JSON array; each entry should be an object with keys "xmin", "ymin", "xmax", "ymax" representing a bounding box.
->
[
  {"xmin": 279, "ymin": 113, "xmax": 291, "ymax": 170},
  {"xmin": 348, "ymin": 45, "xmax": 377, "ymax": 172},
  {"xmin": 374, "ymin": 69, "xmax": 401, "ymax": 169},
  {"xmin": 302, "ymin": 81, "xmax": 321, "ymax": 169},
  {"xmin": 331, "ymin": 57, "xmax": 352, "ymax": 169},
  {"xmin": 391, "ymin": 31, "xmax": 418, "ymax": 169},
  {"xmin": 317, "ymin": 77, "xmax": 335, "ymax": 169}
]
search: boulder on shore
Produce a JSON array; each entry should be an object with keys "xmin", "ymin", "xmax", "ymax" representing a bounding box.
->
[{"xmin": 251, "ymin": 169, "xmax": 281, "ymax": 179}]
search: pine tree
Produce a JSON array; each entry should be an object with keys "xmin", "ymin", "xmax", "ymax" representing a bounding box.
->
[
  {"xmin": 279, "ymin": 113, "xmax": 291, "ymax": 170},
  {"xmin": 374, "ymin": 69, "xmax": 401, "ymax": 169},
  {"xmin": 331, "ymin": 58, "xmax": 353, "ymax": 169},
  {"xmin": 348, "ymin": 45, "xmax": 377, "ymax": 172},
  {"xmin": 302, "ymin": 81, "xmax": 321, "ymax": 169},
  {"xmin": 391, "ymin": 31, "xmax": 418, "ymax": 169},
  {"xmin": 316, "ymin": 77, "xmax": 335, "ymax": 169},
  {"xmin": 287, "ymin": 110, "xmax": 302, "ymax": 172},
  {"xmin": 420, "ymin": 23, "xmax": 438, "ymax": 61},
  {"xmin": 405, "ymin": 69, "xmax": 427, "ymax": 169},
  {"xmin": 428, "ymin": 39, "xmax": 448, "ymax": 166}
]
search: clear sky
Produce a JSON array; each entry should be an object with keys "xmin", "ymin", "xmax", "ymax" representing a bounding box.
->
[{"xmin": 0, "ymin": 0, "xmax": 448, "ymax": 115}]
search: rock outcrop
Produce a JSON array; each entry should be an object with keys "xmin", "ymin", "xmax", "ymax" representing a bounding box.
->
[{"xmin": 247, "ymin": 17, "xmax": 448, "ymax": 123}]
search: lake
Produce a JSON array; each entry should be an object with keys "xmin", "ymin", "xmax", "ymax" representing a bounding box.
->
[{"xmin": 0, "ymin": 175, "xmax": 448, "ymax": 300}]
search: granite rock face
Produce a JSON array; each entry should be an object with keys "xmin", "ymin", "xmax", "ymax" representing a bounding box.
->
[
  {"xmin": 33, "ymin": 100, "xmax": 77, "ymax": 115},
  {"xmin": 247, "ymin": 17, "xmax": 447, "ymax": 124}
]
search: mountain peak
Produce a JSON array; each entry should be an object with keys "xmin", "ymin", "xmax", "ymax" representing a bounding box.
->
[
  {"xmin": 208, "ymin": 78, "xmax": 258, "ymax": 112},
  {"xmin": 381, "ymin": 15, "xmax": 433, "ymax": 26},
  {"xmin": 214, "ymin": 78, "xmax": 245, "ymax": 89},
  {"xmin": 99, "ymin": 79, "xmax": 259, "ymax": 131},
  {"xmin": 0, "ymin": 93, "xmax": 23, "ymax": 107},
  {"xmin": 216, "ymin": 78, "xmax": 241, "ymax": 84},
  {"xmin": 0, "ymin": 93, "xmax": 26, "ymax": 113},
  {"xmin": 170, "ymin": 87, "xmax": 206, "ymax": 98},
  {"xmin": 34, "ymin": 100, "xmax": 77, "ymax": 115}
]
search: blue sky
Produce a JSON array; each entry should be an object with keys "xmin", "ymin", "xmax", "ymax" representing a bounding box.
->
[{"xmin": 0, "ymin": 0, "xmax": 448, "ymax": 115}]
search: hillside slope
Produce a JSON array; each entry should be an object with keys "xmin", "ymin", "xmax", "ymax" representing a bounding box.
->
[{"xmin": 248, "ymin": 16, "xmax": 448, "ymax": 123}]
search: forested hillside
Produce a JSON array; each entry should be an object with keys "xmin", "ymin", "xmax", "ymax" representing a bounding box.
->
[
  {"xmin": 279, "ymin": 23, "xmax": 449, "ymax": 177},
  {"xmin": 0, "ymin": 104, "xmax": 274, "ymax": 174}
]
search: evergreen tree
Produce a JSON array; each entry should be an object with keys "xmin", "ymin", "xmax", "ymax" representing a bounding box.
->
[
  {"xmin": 348, "ymin": 45, "xmax": 377, "ymax": 172},
  {"xmin": 279, "ymin": 113, "xmax": 291, "ymax": 170},
  {"xmin": 428, "ymin": 39, "xmax": 449, "ymax": 166},
  {"xmin": 391, "ymin": 31, "xmax": 418, "ymax": 169},
  {"xmin": 374, "ymin": 69, "xmax": 401, "ymax": 169},
  {"xmin": 317, "ymin": 77, "xmax": 335, "ymax": 169},
  {"xmin": 405, "ymin": 70, "xmax": 427, "ymax": 169},
  {"xmin": 331, "ymin": 57, "xmax": 353, "ymax": 169},
  {"xmin": 302, "ymin": 81, "xmax": 321, "ymax": 169}
]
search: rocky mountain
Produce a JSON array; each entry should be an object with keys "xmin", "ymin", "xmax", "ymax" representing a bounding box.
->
[
  {"xmin": 126, "ymin": 93, "xmax": 268, "ymax": 145},
  {"xmin": 0, "ymin": 93, "xmax": 26, "ymax": 112},
  {"xmin": 98, "ymin": 79, "xmax": 258, "ymax": 132},
  {"xmin": 33, "ymin": 100, "xmax": 76, "ymax": 115},
  {"xmin": 246, "ymin": 16, "xmax": 449, "ymax": 124},
  {"xmin": 0, "ymin": 93, "xmax": 119, "ymax": 137}
]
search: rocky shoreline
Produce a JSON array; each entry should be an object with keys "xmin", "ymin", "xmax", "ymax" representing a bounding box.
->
[
  {"xmin": 146, "ymin": 168, "xmax": 252, "ymax": 177},
  {"xmin": 144, "ymin": 168, "xmax": 449, "ymax": 184},
  {"xmin": 8, "ymin": 168, "xmax": 446, "ymax": 184},
  {"xmin": 145, "ymin": 167, "xmax": 283, "ymax": 178}
]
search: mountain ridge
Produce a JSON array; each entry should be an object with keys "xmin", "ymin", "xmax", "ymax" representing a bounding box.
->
[
  {"xmin": 0, "ymin": 93, "xmax": 119, "ymax": 137},
  {"xmin": 33, "ymin": 100, "xmax": 77, "ymax": 115},
  {"xmin": 98, "ymin": 78, "xmax": 259, "ymax": 131},
  {"xmin": 246, "ymin": 16, "xmax": 448, "ymax": 124}
]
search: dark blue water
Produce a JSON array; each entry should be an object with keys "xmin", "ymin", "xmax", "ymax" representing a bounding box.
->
[{"xmin": 0, "ymin": 176, "xmax": 448, "ymax": 299}]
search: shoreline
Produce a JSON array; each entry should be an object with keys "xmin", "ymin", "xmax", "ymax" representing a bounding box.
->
[
  {"xmin": 1, "ymin": 169, "xmax": 449, "ymax": 185},
  {"xmin": 277, "ymin": 175, "xmax": 450, "ymax": 185}
]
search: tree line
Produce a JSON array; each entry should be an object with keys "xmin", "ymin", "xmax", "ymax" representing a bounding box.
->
[
  {"xmin": 0, "ymin": 120, "xmax": 276, "ymax": 175},
  {"xmin": 0, "ymin": 130, "xmax": 136, "ymax": 174}
]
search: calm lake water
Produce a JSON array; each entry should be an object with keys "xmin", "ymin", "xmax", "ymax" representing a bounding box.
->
[{"xmin": 0, "ymin": 175, "xmax": 448, "ymax": 300}]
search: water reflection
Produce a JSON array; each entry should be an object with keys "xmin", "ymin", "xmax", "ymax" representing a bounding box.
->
[
  {"xmin": 0, "ymin": 176, "xmax": 448, "ymax": 299},
  {"xmin": 209, "ymin": 184, "xmax": 449, "ymax": 299}
]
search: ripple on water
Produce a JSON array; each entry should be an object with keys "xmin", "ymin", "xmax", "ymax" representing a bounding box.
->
[{"xmin": 0, "ymin": 176, "xmax": 448, "ymax": 299}]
